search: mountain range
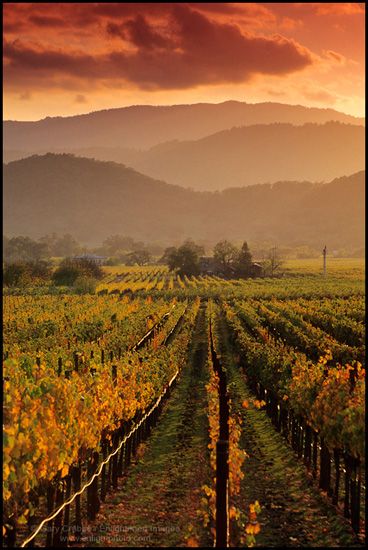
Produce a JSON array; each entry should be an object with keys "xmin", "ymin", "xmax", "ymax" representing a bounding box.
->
[
  {"xmin": 3, "ymin": 101, "xmax": 364, "ymax": 192},
  {"xmin": 3, "ymin": 154, "xmax": 365, "ymax": 251},
  {"xmin": 3, "ymin": 101, "xmax": 365, "ymax": 252},
  {"xmin": 3, "ymin": 100, "xmax": 364, "ymax": 152}
]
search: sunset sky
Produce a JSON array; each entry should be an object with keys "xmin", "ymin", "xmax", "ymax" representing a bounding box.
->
[{"xmin": 3, "ymin": 2, "xmax": 365, "ymax": 121}]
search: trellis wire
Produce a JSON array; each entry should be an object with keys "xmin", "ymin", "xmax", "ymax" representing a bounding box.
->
[{"xmin": 19, "ymin": 368, "xmax": 179, "ymax": 548}]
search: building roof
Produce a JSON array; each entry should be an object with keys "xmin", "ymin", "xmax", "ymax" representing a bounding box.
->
[{"xmin": 71, "ymin": 254, "xmax": 107, "ymax": 260}]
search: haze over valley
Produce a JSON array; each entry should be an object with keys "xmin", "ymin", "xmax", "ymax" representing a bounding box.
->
[
  {"xmin": 3, "ymin": 99, "xmax": 365, "ymax": 255},
  {"xmin": 3, "ymin": 150, "xmax": 365, "ymax": 254}
]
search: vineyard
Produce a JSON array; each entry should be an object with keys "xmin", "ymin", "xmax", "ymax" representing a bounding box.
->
[{"xmin": 3, "ymin": 260, "xmax": 365, "ymax": 547}]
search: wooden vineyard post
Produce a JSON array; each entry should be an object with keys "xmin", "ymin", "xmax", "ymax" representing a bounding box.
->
[
  {"xmin": 304, "ymin": 423, "xmax": 312, "ymax": 469},
  {"xmin": 275, "ymin": 399, "xmax": 281, "ymax": 432},
  {"xmin": 112, "ymin": 364, "xmax": 117, "ymax": 386},
  {"xmin": 332, "ymin": 449, "xmax": 341, "ymax": 506},
  {"xmin": 323, "ymin": 245, "xmax": 327, "ymax": 278},
  {"xmin": 344, "ymin": 453, "xmax": 351, "ymax": 519},
  {"xmin": 52, "ymin": 478, "xmax": 64, "ymax": 547},
  {"xmin": 319, "ymin": 438, "xmax": 332, "ymax": 496},
  {"xmin": 125, "ymin": 422, "xmax": 132, "ymax": 469},
  {"xmin": 280, "ymin": 406, "xmax": 288, "ymax": 439},
  {"xmin": 210, "ymin": 324, "xmax": 230, "ymax": 548},
  {"xmin": 63, "ymin": 472, "xmax": 72, "ymax": 547},
  {"xmin": 350, "ymin": 457, "xmax": 361, "ymax": 533},
  {"xmin": 72, "ymin": 463, "xmax": 82, "ymax": 543},
  {"xmin": 100, "ymin": 439, "xmax": 107, "ymax": 502},
  {"xmin": 73, "ymin": 352, "xmax": 79, "ymax": 373},
  {"xmin": 87, "ymin": 458, "xmax": 92, "ymax": 522},
  {"xmin": 298, "ymin": 417, "xmax": 302, "ymax": 458},
  {"xmin": 112, "ymin": 431, "xmax": 119, "ymax": 490},
  {"xmin": 107, "ymin": 439, "xmax": 113, "ymax": 494},
  {"xmin": 312, "ymin": 430, "xmax": 318, "ymax": 479},
  {"xmin": 216, "ymin": 440, "xmax": 229, "ymax": 548},
  {"xmin": 46, "ymin": 482, "xmax": 55, "ymax": 548},
  {"xmin": 290, "ymin": 409, "xmax": 297, "ymax": 451},
  {"xmin": 118, "ymin": 424, "xmax": 125, "ymax": 478},
  {"xmin": 88, "ymin": 451, "xmax": 100, "ymax": 522}
]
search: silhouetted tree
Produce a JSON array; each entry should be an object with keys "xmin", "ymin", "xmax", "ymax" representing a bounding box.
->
[
  {"xmin": 99, "ymin": 235, "xmax": 136, "ymax": 257},
  {"xmin": 167, "ymin": 244, "xmax": 200, "ymax": 277},
  {"xmin": 182, "ymin": 239, "xmax": 205, "ymax": 257},
  {"xmin": 160, "ymin": 246, "xmax": 177, "ymax": 265},
  {"xmin": 52, "ymin": 258, "xmax": 104, "ymax": 286},
  {"xmin": 3, "ymin": 236, "xmax": 51, "ymax": 263},
  {"xmin": 234, "ymin": 241, "xmax": 253, "ymax": 278},
  {"xmin": 262, "ymin": 249, "xmax": 285, "ymax": 278},
  {"xmin": 126, "ymin": 249, "xmax": 152, "ymax": 266},
  {"xmin": 213, "ymin": 239, "xmax": 238, "ymax": 277},
  {"xmin": 3, "ymin": 263, "xmax": 31, "ymax": 287},
  {"xmin": 53, "ymin": 234, "xmax": 83, "ymax": 257}
]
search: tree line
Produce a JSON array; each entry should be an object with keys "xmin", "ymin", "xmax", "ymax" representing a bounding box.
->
[
  {"xmin": 2, "ymin": 234, "xmax": 158, "ymax": 265},
  {"xmin": 165, "ymin": 239, "xmax": 270, "ymax": 279},
  {"xmin": 4, "ymin": 232, "xmax": 362, "ymax": 289}
]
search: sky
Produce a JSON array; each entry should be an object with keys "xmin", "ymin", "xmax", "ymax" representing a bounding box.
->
[{"xmin": 3, "ymin": 2, "xmax": 365, "ymax": 121}]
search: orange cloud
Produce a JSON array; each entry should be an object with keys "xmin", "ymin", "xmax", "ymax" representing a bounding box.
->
[
  {"xmin": 323, "ymin": 50, "xmax": 347, "ymax": 64},
  {"xmin": 3, "ymin": 4, "xmax": 316, "ymax": 92},
  {"xmin": 4, "ymin": 3, "xmax": 364, "ymax": 121},
  {"xmin": 310, "ymin": 3, "xmax": 365, "ymax": 16}
]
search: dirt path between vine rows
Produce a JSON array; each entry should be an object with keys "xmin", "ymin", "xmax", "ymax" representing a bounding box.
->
[
  {"xmin": 78, "ymin": 303, "xmax": 364, "ymax": 548},
  {"xmin": 78, "ymin": 304, "xmax": 213, "ymax": 547},
  {"xmin": 216, "ymin": 313, "xmax": 364, "ymax": 548}
]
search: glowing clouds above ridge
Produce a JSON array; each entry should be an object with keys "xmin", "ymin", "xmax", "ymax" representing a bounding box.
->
[
  {"xmin": 3, "ymin": 3, "xmax": 365, "ymax": 120},
  {"xmin": 3, "ymin": 4, "xmax": 316, "ymax": 92}
]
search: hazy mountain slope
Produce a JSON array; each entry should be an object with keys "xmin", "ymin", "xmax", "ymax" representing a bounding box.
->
[
  {"xmin": 123, "ymin": 122, "xmax": 365, "ymax": 191},
  {"xmin": 3, "ymin": 154, "xmax": 198, "ymax": 245},
  {"xmin": 3, "ymin": 100, "xmax": 364, "ymax": 154},
  {"xmin": 5, "ymin": 121, "xmax": 363, "ymax": 192},
  {"xmin": 3, "ymin": 154, "xmax": 364, "ymax": 250}
]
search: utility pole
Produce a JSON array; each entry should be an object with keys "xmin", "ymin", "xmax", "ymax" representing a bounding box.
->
[{"xmin": 323, "ymin": 245, "xmax": 327, "ymax": 278}]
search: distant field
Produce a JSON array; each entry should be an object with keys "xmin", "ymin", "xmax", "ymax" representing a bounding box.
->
[{"xmin": 283, "ymin": 257, "xmax": 365, "ymax": 278}]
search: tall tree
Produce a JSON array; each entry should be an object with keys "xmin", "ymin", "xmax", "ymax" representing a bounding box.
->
[
  {"xmin": 262, "ymin": 248, "xmax": 285, "ymax": 278},
  {"xmin": 99, "ymin": 235, "xmax": 135, "ymax": 257},
  {"xmin": 234, "ymin": 241, "xmax": 253, "ymax": 278},
  {"xmin": 3, "ymin": 236, "xmax": 51, "ymax": 263},
  {"xmin": 213, "ymin": 239, "xmax": 238, "ymax": 277},
  {"xmin": 53, "ymin": 234, "xmax": 83, "ymax": 257},
  {"xmin": 126, "ymin": 249, "xmax": 152, "ymax": 266},
  {"xmin": 167, "ymin": 244, "xmax": 200, "ymax": 277}
]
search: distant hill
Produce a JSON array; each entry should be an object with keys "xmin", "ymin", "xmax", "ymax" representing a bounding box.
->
[
  {"xmin": 4, "ymin": 120, "xmax": 364, "ymax": 192},
  {"xmin": 3, "ymin": 154, "xmax": 364, "ymax": 251},
  {"xmin": 3, "ymin": 100, "xmax": 364, "ymax": 156},
  {"xmin": 115, "ymin": 121, "xmax": 365, "ymax": 191}
]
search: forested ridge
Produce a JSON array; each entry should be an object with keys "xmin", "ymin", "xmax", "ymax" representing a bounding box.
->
[{"xmin": 3, "ymin": 154, "xmax": 364, "ymax": 251}]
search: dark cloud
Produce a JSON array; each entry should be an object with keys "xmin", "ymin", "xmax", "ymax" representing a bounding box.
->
[
  {"xmin": 123, "ymin": 15, "xmax": 173, "ymax": 50},
  {"xmin": 3, "ymin": 39, "xmax": 99, "ymax": 79},
  {"xmin": 3, "ymin": 3, "xmax": 316, "ymax": 92},
  {"xmin": 28, "ymin": 14, "xmax": 67, "ymax": 28},
  {"xmin": 74, "ymin": 94, "xmax": 88, "ymax": 104}
]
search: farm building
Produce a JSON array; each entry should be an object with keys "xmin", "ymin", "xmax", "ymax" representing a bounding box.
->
[
  {"xmin": 198, "ymin": 257, "xmax": 218, "ymax": 276},
  {"xmin": 70, "ymin": 254, "xmax": 107, "ymax": 265},
  {"xmin": 199, "ymin": 257, "xmax": 264, "ymax": 279},
  {"xmin": 248, "ymin": 262, "xmax": 264, "ymax": 278}
]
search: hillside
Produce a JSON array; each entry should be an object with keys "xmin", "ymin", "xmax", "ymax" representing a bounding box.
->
[
  {"xmin": 3, "ymin": 100, "xmax": 364, "ymax": 156},
  {"xmin": 4, "ymin": 121, "xmax": 364, "ymax": 192},
  {"xmin": 119, "ymin": 121, "xmax": 365, "ymax": 191},
  {"xmin": 3, "ymin": 154, "xmax": 364, "ymax": 251}
]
